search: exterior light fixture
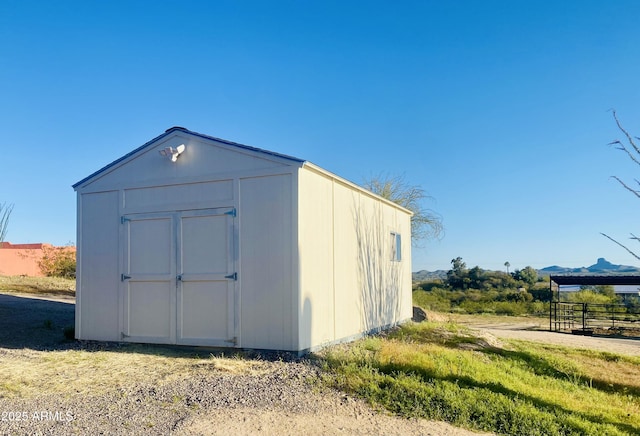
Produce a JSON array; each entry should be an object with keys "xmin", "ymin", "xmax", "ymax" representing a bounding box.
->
[{"xmin": 159, "ymin": 144, "xmax": 186, "ymax": 162}]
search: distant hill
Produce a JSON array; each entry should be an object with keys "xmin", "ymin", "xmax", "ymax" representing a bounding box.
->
[
  {"xmin": 412, "ymin": 269, "xmax": 448, "ymax": 282},
  {"xmin": 538, "ymin": 258, "xmax": 640, "ymax": 275},
  {"xmin": 413, "ymin": 258, "xmax": 640, "ymax": 282}
]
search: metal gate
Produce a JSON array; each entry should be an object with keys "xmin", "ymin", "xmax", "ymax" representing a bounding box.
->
[{"xmin": 550, "ymin": 301, "xmax": 640, "ymax": 334}]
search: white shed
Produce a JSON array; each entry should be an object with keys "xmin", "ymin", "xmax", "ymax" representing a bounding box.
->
[{"xmin": 73, "ymin": 127, "xmax": 412, "ymax": 353}]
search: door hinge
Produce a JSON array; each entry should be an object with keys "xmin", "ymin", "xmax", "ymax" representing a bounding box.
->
[
  {"xmin": 121, "ymin": 332, "xmax": 130, "ymax": 339},
  {"xmin": 121, "ymin": 274, "xmax": 131, "ymax": 281},
  {"xmin": 225, "ymin": 336, "xmax": 238, "ymax": 345},
  {"xmin": 224, "ymin": 208, "xmax": 237, "ymax": 217},
  {"xmin": 225, "ymin": 272, "xmax": 237, "ymax": 281},
  {"xmin": 121, "ymin": 216, "xmax": 130, "ymax": 224}
]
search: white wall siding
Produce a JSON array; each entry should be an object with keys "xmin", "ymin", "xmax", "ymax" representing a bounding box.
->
[
  {"xmin": 297, "ymin": 169, "xmax": 335, "ymax": 350},
  {"xmin": 239, "ymin": 174, "xmax": 295, "ymax": 350},
  {"xmin": 123, "ymin": 180, "xmax": 233, "ymax": 212},
  {"xmin": 332, "ymin": 181, "xmax": 365, "ymax": 339},
  {"xmin": 77, "ymin": 191, "xmax": 120, "ymax": 340}
]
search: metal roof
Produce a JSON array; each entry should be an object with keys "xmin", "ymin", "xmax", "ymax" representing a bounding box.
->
[
  {"xmin": 550, "ymin": 275, "xmax": 640, "ymax": 286},
  {"xmin": 72, "ymin": 126, "xmax": 306, "ymax": 189}
]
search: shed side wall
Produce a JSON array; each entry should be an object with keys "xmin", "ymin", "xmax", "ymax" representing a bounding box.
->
[{"xmin": 298, "ymin": 167, "xmax": 412, "ymax": 350}]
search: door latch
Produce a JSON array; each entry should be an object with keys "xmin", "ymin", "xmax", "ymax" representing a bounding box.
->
[
  {"xmin": 121, "ymin": 274, "xmax": 131, "ymax": 281},
  {"xmin": 225, "ymin": 272, "xmax": 237, "ymax": 281}
]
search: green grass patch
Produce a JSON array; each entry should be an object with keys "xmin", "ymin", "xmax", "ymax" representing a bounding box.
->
[{"xmin": 318, "ymin": 322, "xmax": 640, "ymax": 435}]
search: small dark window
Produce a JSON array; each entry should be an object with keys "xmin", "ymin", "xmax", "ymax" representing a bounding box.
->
[{"xmin": 391, "ymin": 232, "xmax": 401, "ymax": 262}]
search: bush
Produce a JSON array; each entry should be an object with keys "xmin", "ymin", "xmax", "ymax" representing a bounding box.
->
[
  {"xmin": 493, "ymin": 301, "xmax": 528, "ymax": 316},
  {"xmin": 413, "ymin": 289, "xmax": 451, "ymax": 312},
  {"xmin": 565, "ymin": 290, "xmax": 617, "ymax": 305},
  {"xmin": 38, "ymin": 245, "xmax": 76, "ymax": 279},
  {"xmin": 413, "ymin": 281, "xmax": 552, "ymax": 316},
  {"xmin": 528, "ymin": 301, "xmax": 547, "ymax": 316}
]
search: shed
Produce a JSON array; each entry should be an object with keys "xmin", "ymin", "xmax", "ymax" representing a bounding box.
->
[{"xmin": 72, "ymin": 127, "xmax": 412, "ymax": 353}]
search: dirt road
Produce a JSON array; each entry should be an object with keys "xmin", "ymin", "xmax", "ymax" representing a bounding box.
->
[{"xmin": 463, "ymin": 319, "xmax": 640, "ymax": 356}]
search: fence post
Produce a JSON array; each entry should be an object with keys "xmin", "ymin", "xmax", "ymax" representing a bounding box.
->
[
  {"xmin": 582, "ymin": 303, "xmax": 587, "ymax": 330},
  {"xmin": 611, "ymin": 304, "xmax": 615, "ymax": 329}
]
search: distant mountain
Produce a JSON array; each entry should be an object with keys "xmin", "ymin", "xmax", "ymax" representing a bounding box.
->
[
  {"xmin": 412, "ymin": 269, "xmax": 447, "ymax": 281},
  {"xmin": 412, "ymin": 258, "xmax": 640, "ymax": 282},
  {"xmin": 538, "ymin": 258, "xmax": 640, "ymax": 275}
]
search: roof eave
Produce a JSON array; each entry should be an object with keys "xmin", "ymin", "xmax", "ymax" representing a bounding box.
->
[{"xmin": 301, "ymin": 162, "xmax": 414, "ymax": 216}]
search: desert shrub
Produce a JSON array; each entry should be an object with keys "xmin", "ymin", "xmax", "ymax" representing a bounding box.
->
[
  {"xmin": 38, "ymin": 245, "xmax": 76, "ymax": 279},
  {"xmin": 529, "ymin": 286, "xmax": 553, "ymax": 302},
  {"xmin": 528, "ymin": 301, "xmax": 547, "ymax": 316},
  {"xmin": 413, "ymin": 289, "xmax": 451, "ymax": 312},
  {"xmin": 458, "ymin": 300, "xmax": 486, "ymax": 314},
  {"xmin": 565, "ymin": 290, "xmax": 617, "ymax": 305},
  {"xmin": 493, "ymin": 301, "xmax": 528, "ymax": 316}
]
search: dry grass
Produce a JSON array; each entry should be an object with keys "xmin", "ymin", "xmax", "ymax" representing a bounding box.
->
[
  {"xmin": 451, "ymin": 312, "xmax": 549, "ymax": 328},
  {"xmin": 0, "ymin": 275, "xmax": 75, "ymax": 297},
  {"xmin": 0, "ymin": 346, "xmax": 271, "ymax": 399},
  {"xmin": 0, "ymin": 275, "xmax": 273, "ymax": 400}
]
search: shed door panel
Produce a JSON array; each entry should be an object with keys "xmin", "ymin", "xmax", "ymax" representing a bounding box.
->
[
  {"xmin": 123, "ymin": 214, "xmax": 176, "ymax": 344},
  {"xmin": 177, "ymin": 210, "xmax": 235, "ymax": 346}
]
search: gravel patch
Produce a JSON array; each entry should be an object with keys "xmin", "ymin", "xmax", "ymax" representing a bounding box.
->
[{"xmin": 0, "ymin": 356, "xmax": 487, "ymax": 436}]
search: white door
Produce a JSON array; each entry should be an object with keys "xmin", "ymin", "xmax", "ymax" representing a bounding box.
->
[
  {"xmin": 177, "ymin": 209, "xmax": 236, "ymax": 346},
  {"xmin": 122, "ymin": 213, "xmax": 176, "ymax": 344},
  {"xmin": 121, "ymin": 208, "xmax": 236, "ymax": 346}
]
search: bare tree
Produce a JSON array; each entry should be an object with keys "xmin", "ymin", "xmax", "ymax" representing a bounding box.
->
[
  {"xmin": 602, "ymin": 110, "xmax": 640, "ymax": 260},
  {"xmin": 0, "ymin": 202, "xmax": 13, "ymax": 243},
  {"xmin": 362, "ymin": 173, "xmax": 443, "ymax": 245}
]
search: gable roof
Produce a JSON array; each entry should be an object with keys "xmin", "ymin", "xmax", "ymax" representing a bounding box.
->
[{"xmin": 72, "ymin": 126, "xmax": 305, "ymax": 189}]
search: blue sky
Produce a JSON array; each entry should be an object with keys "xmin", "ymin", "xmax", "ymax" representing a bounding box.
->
[{"xmin": 2, "ymin": 0, "xmax": 640, "ymax": 272}]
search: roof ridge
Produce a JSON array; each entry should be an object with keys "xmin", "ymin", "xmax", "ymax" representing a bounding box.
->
[{"xmin": 72, "ymin": 127, "xmax": 305, "ymax": 189}]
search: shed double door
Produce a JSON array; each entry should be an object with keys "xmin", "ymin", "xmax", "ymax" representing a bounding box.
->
[{"xmin": 121, "ymin": 208, "xmax": 236, "ymax": 346}]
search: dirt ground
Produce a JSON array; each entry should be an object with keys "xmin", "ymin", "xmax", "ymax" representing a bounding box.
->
[
  {"xmin": 1, "ymin": 293, "xmax": 639, "ymax": 435},
  {"xmin": 456, "ymin": 317, "xmax": 640, "ymax": 357}
]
